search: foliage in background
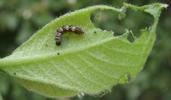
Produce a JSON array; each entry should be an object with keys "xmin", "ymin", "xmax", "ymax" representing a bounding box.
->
[{"xmin": 0, "ymin": 0, "xmax": 171, "ymax": 100}]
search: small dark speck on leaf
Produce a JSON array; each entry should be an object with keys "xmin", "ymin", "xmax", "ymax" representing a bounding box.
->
[
  {"xmin": 94, "ymin": 31, "xmax": 97, "ymax": 34},
  {"xmin": 57, "ymin": 52, "xmax": 60, "ymax": 55},
  {"xmin": 13, "ymin": 72, "xmax": 16, "ymax": 75}
]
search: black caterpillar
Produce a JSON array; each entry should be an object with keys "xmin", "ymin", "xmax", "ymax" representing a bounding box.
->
[{"xmin": 55, "ymin": 25, "xmax": 84, "ymax": 45}]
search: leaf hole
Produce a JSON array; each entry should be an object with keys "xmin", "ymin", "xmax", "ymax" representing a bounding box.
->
[
  {"xmin": 127, "ymin": 31, "xmax": 135, "ymax": 42},
  {"xmin": 123, "ymin": 9, "xmax": 154, "ymax": 38},
  {"xmin": 91, "ymin": 8, "xmax": 154, "ymax": 38},
  {"xmin": 91, "ymin": 10, "xmax": 124, "ymax": 36}
]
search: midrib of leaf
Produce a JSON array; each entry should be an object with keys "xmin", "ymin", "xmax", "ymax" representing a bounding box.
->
[{"xmin": 0, "ymin": 36, "xmax": 113, "ymax": 65}]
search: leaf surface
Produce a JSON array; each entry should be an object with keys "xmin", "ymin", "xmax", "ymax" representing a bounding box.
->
[{"xmin": 0, "ymin": 3, "xmax": 167, "ymax": 97}]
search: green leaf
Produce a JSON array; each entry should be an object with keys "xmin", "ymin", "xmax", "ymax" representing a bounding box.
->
[
  {"xmin": 0, "ymin": 3, "xmax": 167, "ymax": 97},
  {"xmin": 0, "ymin": 94, "xmax": 3, "ymax": 100}
]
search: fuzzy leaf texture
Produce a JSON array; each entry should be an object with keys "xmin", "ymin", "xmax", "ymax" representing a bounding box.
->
[{"xmin": 0, "ymin": 3, "xmax": 167, "ymax": 97}]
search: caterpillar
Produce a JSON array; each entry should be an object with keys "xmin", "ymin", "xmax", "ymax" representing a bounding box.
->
[{"xmin": 55, "ymin": 25, "xmax": 84, "ymax": 45}]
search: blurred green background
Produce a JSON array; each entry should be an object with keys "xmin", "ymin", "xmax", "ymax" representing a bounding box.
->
[{"xmin": 0, "ymin": 0, "xmax": 171, "ymax": 100}]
